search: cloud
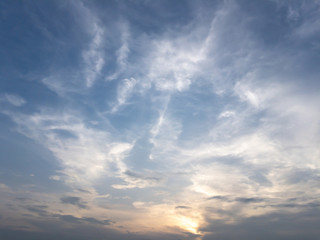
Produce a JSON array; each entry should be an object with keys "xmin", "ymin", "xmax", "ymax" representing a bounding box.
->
[
  {"xmin": 207, "ymin": 195, "xmax": 229, "ymax": 201},
  {"xmin": 235, "ymin": 197, "xmax": 265, "ymax": 204},
  {"xmin": 112, "ymin": 170, "xmax": 161, "ymax": 189},
  {"xmin": 49, "ymin": 175, "xmax": 61, "ymax": 181},
  {"xmin": 293, "ymin": 7, "xmax": 320, "ymax": 38},
  {"xmin": 81, "ymin": 217, "xmax": 112, "ymax": 225},
  {"xmin": 1, "ymin": 94, "xmax": 26, "ymax": 107},
  {"xmin": 2, "ymin": 1, "xmax": 320, "ymax": 239},
  {"xmin": 0, "ymin": 183, "xmax": 12, "ymax": 193},
  {"xmin": 57, "ymin": 214, "xmax": 111, "ymax": 225},
  {"xmin": 0, "ymin": 225, "xmax": 195, "ymax": 240},
  {"xmin": 207, "ymin": 196, "xmax": 266, "ymax": 204},
  {"xmin": 202, "ymin": 208, "xmax": 320, "ymax": 240},
  {"xmin": 4, "ymin": 110, "xmax": 134, "ymax": 189},
  {"xmin": 146, "ymin": 39, "xmax": 201, "ymax": 92},
  {"xmin": 176, "ymin": 206, "xmax": 191, "ymax": 209},
  {"xmin": 39, "ymin": 1, "xmax": 106, "ymax": 94},
  {"xmin": 111, "ymin": 78, "xmax": 137, "ymax": 113},
  {"xmin": 51, "ymin": 129, "xmax": 77, "ymax": 139},
  {"xmin": 116, "ymin": 23, "xmax": 130, "ymax": 69},
  {"xmin": 73, "ymin": 1, "xmax": 105, "ymax": 87},
  {"xmin": 107, "ymin": 22, "xmax": 131, "ymax": 81},
  {"xmin": 60, "ymin": 196, "xmax": 87, "ymax": 209},
  {"xmin": 26, "ymin": 205, "xmax": 49, "ymax": 217},
  {"xmin": 59, "ymin": 214, "xmax": 81, "ymax": 223},
  {"xmin": 82, "ymin": 23, "xmax": 105, "ymax": 87}
]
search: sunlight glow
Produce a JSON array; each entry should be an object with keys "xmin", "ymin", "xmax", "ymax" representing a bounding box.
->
[{"xmin": 175, "ymin": 215, "xmax": 200, "ymax": 235}]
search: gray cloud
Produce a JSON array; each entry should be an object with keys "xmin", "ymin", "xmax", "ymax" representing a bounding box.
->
[
  {"xmin": 202, "ymin": 208, "xmax": 320, "ymax": 240},
  {"xmin": 15, "ymin": 197, "xmax": 29, "ymax": 202},
  {"xmin": 207, "ymin": 195, "xmax": 230, "ymax": 201},
  {"xmin": 0, "ymin": 226, "xmax": 196, "ymax": 240},
  {"xmin": 51, "ymin": 129, "xmax": 77, "ymax": 139},
  {"xmin": 82, "ymin": 217, "xmax": 112, "ymax": 225},
  {"xmin": 235, "ymin": 197, "xmax": 265, "ymax": 204},
  {"xmin": 175, "ymin": 205, "xmax": 191, "ymax": 209},
  {"xmin": 269, "ymin": 202, "xmax": 320, "ymax": 209},
  {"xmin": 26, "ymin": 205, "xmax": 49, "ymax": 217},
  {"xmin": 76, "ymin": 188, "xmax": 91, "ymax": 193},
  {"xmin": 59, "ymin": 214, "xmax": 81, "ymax": 223},
  {"xmin": 207, "ymin": 196, "xmax": 266, "ymax": 204},
  {"xmin": 124, "ymin": 170, "xmax": 161, "ymax": 182},
  {"xmin": 54, "ymin": 214, "xmax": 112, "ymax": 225},
  {"xmin": 60, "ymin": 196, "xmax": 87, "ymax": 209},
  {"xmin": 284, "ymin": 168, "xmax": 320, "ymax": 184}
]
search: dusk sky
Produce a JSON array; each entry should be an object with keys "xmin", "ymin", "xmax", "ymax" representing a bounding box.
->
[{"xmin": 1, "ymin": 1, "xmax": 320, "ymax": 239}]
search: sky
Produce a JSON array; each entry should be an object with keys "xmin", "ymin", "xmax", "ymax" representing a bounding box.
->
[{"xmin": 0, "ymin": 0, "xmax": 320, "ymax": 239}]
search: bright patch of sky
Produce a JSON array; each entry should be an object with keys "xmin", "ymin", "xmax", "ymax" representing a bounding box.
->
[{"xmin": 1, "ymin": 1, "xmax": 320, "ymax": 239}]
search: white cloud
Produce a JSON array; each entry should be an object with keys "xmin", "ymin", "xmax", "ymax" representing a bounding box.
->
[
  {"xmin": 40, "ymin": 2, "xmax": 106, "ymax": 94},
  {"xmin": 1, "ymin": 94, "xmax": 26, "ymax": 107},
  {"xmin": 82, "ymin": 19, "xmax": 105, "ymax": 87},
  {"xmin": 0, "ymin": 183, "xmax": 12, "ymax": 193},
  {"xmin": 49, "ymin": 175, "xmax": 61, "ymax": 181},
  {"xmin": 148, "ymin": 99, "xmax": 183, "ymax": 164},
  {"xmin": 294, "ymin": 14, "xmax": 320, "ymax": 38},
  {"xmin": 149, "ymin": 95, "xmax": 170, "ymax": 139},
  {"xmin": 111, "ymin": 77, "xmax": 137, "ymax": 113},
  {"xmin": 67, "ymin": 1, "xmax": 106, "ymax": 88},
  {"xmin": 218, "ymin": 110, "xmax": 235, "ymax": 119},
  {"xmin": 146, "ymin": 39, "xmax": 204, "ymax": 93},
  {"xmin": 5, "ymin": 110, "xmax": 134, "ymax": 188},
  {"xmin": 106, "ymin": 22, "xmax": 131, "ymax": 81},
  {"xmin": 41, "ymin": 75, "xmax": 82, "ymax": 96},
  {"xmin": 287, "ymin": 6, "xmax": 300, "ymax": 21},
  {"xmin": 116, "ymin": 24, "xmax": 130, "ymax": 69},
  {"xmin": 112, "ymin": 170, "xmax": 161, "ymax": 190}
]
